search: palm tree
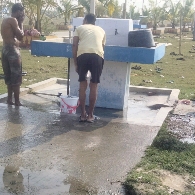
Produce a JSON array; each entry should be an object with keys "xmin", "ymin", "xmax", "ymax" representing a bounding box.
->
[
  {"xmin": 78, "ymin": 0, "xmax": 90, "ymax": 13},
  {"xmin": 141, "ymin": 6, "xmax": 151, "ymax": 26},
  {"xmin": 128, "ymin": 3, "xmax": 140, "ymax": 20},
  {"xmin": 112, "ymin": 0, "xmax": 122, "ymax": 18},
  {"xmin": 180, "ymin": 0, "xmax": 194, "ymax": 29},
  {"xmin": 159, "ymin": 10, "xmax": 167, "ymax": 27},
  {"xmin": 147, "ymin": 0, "xmax": 168, "ymax": 30},
  {"xmin": 21, "ymin": 0, "xmax": 59, "ymax": 32},
  {"xmin": 164, "ymin": 0, "xmax": 181, "ymax": 29},
  {"xmin": 96, "ymin": 1, "xmax": 106, "ymax": 17},
  {"xmin": 58, "ymin": 0, "xmax": 83, "ymax": 24}
]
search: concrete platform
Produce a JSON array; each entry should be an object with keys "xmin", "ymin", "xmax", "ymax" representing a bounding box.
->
[{"xmin": 0, "ymin": 78, "xmax": 180, "ymax": 195}]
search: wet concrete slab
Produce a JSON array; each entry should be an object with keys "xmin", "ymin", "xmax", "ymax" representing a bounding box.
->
[{"xmin": 0, "ymin": 79, "xmax": 179, "ymax": 194}]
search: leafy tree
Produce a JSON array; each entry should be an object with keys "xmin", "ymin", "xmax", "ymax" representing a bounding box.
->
[
  {"xmin": 78, "ymin": 0, "xmax": 117, "ymax": 17},
  {"xmin": 128, "ymin": 3, "xmax": 140, "ymax": 20},
  {"xmin": 96, "ymin": 0, "xmax": 116, "ymax": 17},
  {"xmin": 141, "ymin": 6, "xmax": 151, "ymax": 25},
  {"xmin": 164, "ymin": 0, "xmax": 181, "ymax": 28},
  {"xmin": 159, "ymin": 9, "xmax": 167, "ymax": 26},
  {"xmin": 21, "ymin": 0, "xmax": 58, "ymax": 32},
  {"xmin": 148, "ymin": 0, "xmax": 167, "ymax": 30},
  {"xmin": 58, "ymin": 0, "xmax": 83, "ymax": 24},
  {"xmin": 180, "ymin": 0, "xmax": 194, "ymax": 29},
  {"xmin": 78, "ymin": 0, "xmax": 90, "ymax": 13},
  {"xmin": 0, "ymin": 0, "xmax": 12, "ymax": 17},
  {"xmin": 96, "ymin": 1, "xmax": 106, "ymax": 17},
  {"xmin": 107, "ymin": 1, "xmax": 115, "ymax": 17},
  {"xmin": 112, "ymin": 0, "xmax": 122, "ymax": 18}
]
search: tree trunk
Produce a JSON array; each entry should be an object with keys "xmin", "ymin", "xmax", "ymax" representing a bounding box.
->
[
  {"xmin": 153, "ymin": 23, "xmax": 157, "ymax": 30},
  {"xmin": 193, "ymin": 13, "xmax": 195, "ymax": 41},
  {"xmin": 171, "ymin": 22, "xmax": 175, "ymax": 29},
  {"xmin": 123, "ymin": 1, "xmax": 126, "ymax": 19},
  {"xmin": 37, "ymin": 0, "xmax": 41, "ymax": 32},
  {"xmin": 179, "ymin": 14, "xmax": 182, "ymax": 55}
]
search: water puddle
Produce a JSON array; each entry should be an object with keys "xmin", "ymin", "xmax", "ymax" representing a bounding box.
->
[
  {"xmin": 48, "ymin": 109, "xmax": 61, "ymax": 115},
  {"xmin": 0, "ymin": 166, "xmax": 99, "ymax": 195},
  {"xmin": 0, "ymin": 166, "xmax": 69, "ymax": 194}
]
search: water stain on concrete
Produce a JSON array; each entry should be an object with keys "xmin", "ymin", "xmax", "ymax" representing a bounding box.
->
[{"xmin": 0, "ymin": 83, "xmax": 176, "ymax": 194}]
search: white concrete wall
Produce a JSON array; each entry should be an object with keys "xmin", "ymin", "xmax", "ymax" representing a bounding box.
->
[
  {"xmin": 70, "ymin": 59, "xmax": 131, "ymax": 110},
  {"xmin": 70, "ymin": 18, "xmax": 133, "ymax": 109},
  {"xmin": 72, "ymin": 18, "xmax": 133, "ymax": 47}
]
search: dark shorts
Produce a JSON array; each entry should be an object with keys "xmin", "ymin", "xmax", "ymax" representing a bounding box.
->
[
  {"xmin": 77, "ymin": 53, "xmax": 104, "ymax": 83},
  {"xmin": 1, "ymin": 45, "xmax": 22, "ymax": 86}
]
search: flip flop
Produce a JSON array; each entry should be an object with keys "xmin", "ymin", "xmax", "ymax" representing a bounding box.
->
[
  {"xmin": 86, "ymin": 116, "xmax": 100, "ymax": 123},
  {"xmin": 79, "ymin": 116, "xmax": 87, "ymax": 122},
  {"xmin": 86, "ymin": 119, "xmax": 94, "ymax": 123}
]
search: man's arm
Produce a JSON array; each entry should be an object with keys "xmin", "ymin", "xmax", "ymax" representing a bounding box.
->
[
  {"xmin": 72, "ymin": 36, "xmax": 79, "ymax": 73},
  {"xmin": 11, "ymin": 18, "xmax": 24, "ymax": 41}
]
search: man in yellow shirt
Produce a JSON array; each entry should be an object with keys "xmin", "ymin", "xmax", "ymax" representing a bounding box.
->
[{"xmin": 72, "ymin": 13, "xmax": 106, "ymax": 123}]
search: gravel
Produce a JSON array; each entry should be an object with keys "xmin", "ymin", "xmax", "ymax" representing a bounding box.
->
[{"xmin": 167, "ymin": 112, "xmax": 195, "ymax": 143}]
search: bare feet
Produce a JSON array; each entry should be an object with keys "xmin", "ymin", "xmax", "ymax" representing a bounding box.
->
[
  {"xmin": 15, "ymin": 102, "xmax": 23, "ymax": 106},
  {"xmin": 6, "ymin": 101, "xmax": 15, "ymax": 105}
]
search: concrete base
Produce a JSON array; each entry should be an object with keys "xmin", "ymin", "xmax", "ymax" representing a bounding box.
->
[
  {"xmin": 0, "ymin": 77, "xmax": 183, "ymax": 194},
  {"xmin": 30, "ymin": 41, "xmax": 165, "ymax": 109},
  {"xmin": 70, "ymin": 59, "xmax": 131, "ymax": 109}
]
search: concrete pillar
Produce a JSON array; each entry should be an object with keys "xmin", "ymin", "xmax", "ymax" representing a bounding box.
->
[
  {"xmin": 90, "ymin": 0, "xmax": 95, "ymax": 14},
  {"xmin": 123, "ymin": 0, "xmax": 127, "ymax": 19},
  {"xmin": 70, "ymin": 59, "xmax": 131, "ymax": 110}
]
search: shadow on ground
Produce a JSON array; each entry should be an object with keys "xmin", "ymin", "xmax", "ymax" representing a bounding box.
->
[{"xmin": 0, "ymin": 102, "xmax": 120, "ymax": 158}]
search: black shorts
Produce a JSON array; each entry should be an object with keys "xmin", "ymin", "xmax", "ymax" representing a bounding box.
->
[{"xmin": 77, "ymin": 53, "xmax": 104, "ymax": 83}]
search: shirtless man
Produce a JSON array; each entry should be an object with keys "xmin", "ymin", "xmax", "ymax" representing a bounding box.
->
[{"xmin": 1, "ymin": 3, "xmax": 25, "ymax": 106}]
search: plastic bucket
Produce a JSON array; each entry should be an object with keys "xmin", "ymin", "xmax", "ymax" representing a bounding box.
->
[{"xmin": 60, "ymin": 96, "xmax": 79, "ymax": 114}]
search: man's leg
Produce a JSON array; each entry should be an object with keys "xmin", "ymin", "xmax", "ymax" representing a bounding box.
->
[
  {"xmin": 12, "ymin": 85, "xmax": 22, "ymax": 106},
  {"xmin": 7, "ymin": 85, "xmax": 14, "ymax": 105},
  {"xmin": 88, "ymin": 82, "xmax": 98, "ymax": 120},
  {"xmin": 79, "ymin": 80, "xmax": 88, "ymax": 119}
]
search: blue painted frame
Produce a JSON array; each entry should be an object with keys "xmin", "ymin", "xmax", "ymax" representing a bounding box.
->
[{"xmin": 31, "ymin": 41, "xmax": 165, "ymax": 64}]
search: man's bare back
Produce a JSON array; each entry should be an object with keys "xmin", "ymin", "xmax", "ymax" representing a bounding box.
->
[{"xmin": 1, "ymin": 17, "xmax": 24, "ymax": 47}]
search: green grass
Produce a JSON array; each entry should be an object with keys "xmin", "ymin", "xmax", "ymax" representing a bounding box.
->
[
  {"xmin": 124, "ymin": 120, "xmax": 195, "ymax": 195},
  {"xmin": 130, "ymin": 32, "xmax": 195, "ymax": 100},
  {"xmin": 122, "ymin": 32, "xmax": 195, "ymax": 194},
  {"xmin": 0, "ymin": 42, "xmax": 68, "ymax": 95},
  {"xmin": 1, "ymin": 33, "xmax": 195, "ymax": 194},
  {"xmin": 0, "ymin": 32, "xmax": 195, "ymax": 100}
]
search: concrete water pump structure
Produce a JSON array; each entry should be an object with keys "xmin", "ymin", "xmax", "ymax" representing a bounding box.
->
[{"xmin": 31, "ymin": 2, "xmax": 165, "ymax": 110}]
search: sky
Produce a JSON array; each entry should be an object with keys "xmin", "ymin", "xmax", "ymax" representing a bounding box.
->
[
  {"xmin": 118, "ymin": 0, "xmax": 195, "ymax": 11},
  {"xmin": 118, "ymin": 0, "xmax": 148, "ymax": 8}
]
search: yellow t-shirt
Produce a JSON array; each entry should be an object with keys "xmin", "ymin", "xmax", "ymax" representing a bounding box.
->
[{"xmin": 74, "ymin": 24, "xmax": 106, "ymax": 58}]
